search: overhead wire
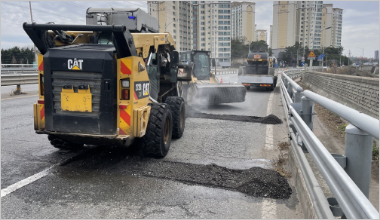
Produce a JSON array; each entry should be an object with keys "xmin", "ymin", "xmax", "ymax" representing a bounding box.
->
[
  {"xmin": 19, "ymin": 2, "xmax": 31, "ymax": 23},
  {"xmin": 2, "ymin": 1, "xmax": 86, "ymax": 23}
]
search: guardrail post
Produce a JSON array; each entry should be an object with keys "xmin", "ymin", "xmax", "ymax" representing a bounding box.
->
[
  {"xmin": 287, "ymin": 82, "xmax": 293, "ymax": 98},
  {"xmin": 283, "ymin": 76, "xmax": 288, "ymax": 88},
  {"xmin": 344, "ymin": 124, "xmax": 373, "ymax": 198},
  {"xmin": 300, "ymin": 96, "xmax": 314, "ymax": 131},
  {"xmin": 294, "ymin": 87, "xmax": 303, "ymax": 103},
  {"xmin": 14, "ymin": 85, "xmax": 21, "ymax": 95}
]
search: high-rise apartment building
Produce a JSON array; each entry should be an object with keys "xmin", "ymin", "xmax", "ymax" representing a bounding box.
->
[
  {"xmin": 375, "ymin": 50, "xmax": 379, "ymax": 60},
  {"xmin": 231, "ymin": 2, "xmax": 256, "ymax": 44},
  {"xmin": 331, "ymin": 7, "xmax": 343, "ymax": 48},
  {"xmin": 256, "ymin": 30, "xmax": 267, "ymax": 42},
  {"xmin": 270, "ymin": 25, "xmax": 273, "ymax": 47},
  {"xmin": 295, "ymin": 1, "xmax": 324, "ymax": 50},
  {"xmin": 147, "ymin": 1, "xmax": 192, "ymax": 51},
  {"xmin": 192, "ymin": 1, "xmax": 232, "ymax": 67},
  {"xmin": 272, "ymin": 1, "xmax": 297, "ymax": 49},
  {"xmin": 321, "ymin": 4, "xmax": 343, "ymax": 48}
]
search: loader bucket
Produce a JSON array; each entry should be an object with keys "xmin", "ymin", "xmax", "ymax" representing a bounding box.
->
[{"xmin": 192, "ymin": 83, "xmax": 246, "ymax": 105}]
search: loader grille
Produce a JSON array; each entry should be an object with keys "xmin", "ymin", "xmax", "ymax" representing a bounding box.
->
[{"xmin": 51, "ymin": 71, "xmax": 102, "ymax": 116}]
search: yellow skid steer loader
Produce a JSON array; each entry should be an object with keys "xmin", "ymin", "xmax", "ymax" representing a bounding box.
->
[{"xmin": 24, "ymin": 22, "xmax": 187, "ymax": 158}]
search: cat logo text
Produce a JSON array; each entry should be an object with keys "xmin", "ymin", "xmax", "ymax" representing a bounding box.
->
[{"xmin": 68, "ymin": 58, "xmax": 83, "ymax": 70}]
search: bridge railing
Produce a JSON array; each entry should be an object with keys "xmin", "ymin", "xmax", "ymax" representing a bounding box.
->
[
  {"xmin": 280, "ymin": 70, "xmax": 379, "ymax": 219},
  {"xmin": 212, "ymin": 68, "xmax": 238, "ymax": 75},
  {"xmin": 1, "ymin": 64, "xmax": 38, "ymax": 73}
]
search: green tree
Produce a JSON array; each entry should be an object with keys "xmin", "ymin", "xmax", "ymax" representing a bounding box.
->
[
  {"xmin": 249, "ymin": 40, "xmax": 269, "ymax": 52},
  {"xmin": 1, "ymin": 46, "xmax": 35, "ymax": 64},
  {"xmin": 231, "ymin": 37, "xmax": 249, "ymax": 63},
  {"xmin": 268, "ymin": 47, "xmax": 272, "ymax": 56}
]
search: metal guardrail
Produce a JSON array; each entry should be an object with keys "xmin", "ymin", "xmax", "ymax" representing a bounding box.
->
[
  {"xmin": 280, "ymin": 70, "xmax": 379, "ymax": 219},
  {"xmin": 1, "ymin": 74, "xmax": 39, "ymax": 86},
  {"xmin": 1, "ymin": 64, "xmax": 38, "ymax": 73},
  {"xmin": 213, "ymin": 68, "xmax": 238, "ymax": 75}
]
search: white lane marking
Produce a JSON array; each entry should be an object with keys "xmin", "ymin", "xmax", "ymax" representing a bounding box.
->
[
  {"xmin": 1, "ymin": 165, "xmax": 55, "ymax": 197},
  {"xmin": 261, "ymin": 198, "xmax": 277, "ymax": 219},
  {"xmin": 1, "ymin": 94, "xmax": 38, "ymax": 100},
  {"xmin": 264, "ymin": 91, "xmax": 274, "ymax": 150}
]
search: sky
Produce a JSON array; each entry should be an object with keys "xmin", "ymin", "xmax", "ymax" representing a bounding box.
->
[{"xmin": 1, "ymin": 1, "xmax": 379, "ymax": 59}]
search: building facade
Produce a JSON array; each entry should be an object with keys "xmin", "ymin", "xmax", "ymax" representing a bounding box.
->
[
  {"xmin": 272, "ymin": 1, "xmax": 342, "ymax": 51},
  {"xmin": 231, "ymin": 2, "xmax": 256, "ymax": 44},
  {"xmin": 375, "ymin": 50, "xmax": 379, "ymax": 60},
  {"xmin": 272, "ymin": 1, "xmax": 298, "ymax": 49},
  {"xmin": 256, "ymin": 29, "xmax": 267, "ymax": 42},
  {"xmin": 147, "ymin": 1, "xmax": 192, "ymax": 51},
  {"xmin": 191, "ymin": 1, "xmax": 232, "ymax": 67},
  {"xmin": 321, "ymin": 4, "xmax": 343, "ymax": 48},
  {"xmin": 295, "ymin": 1, "xmax": 324, "ymax": 50},
  {"xmin": 270, "ymin": 25, "xmax": 273, "ymax": 48}
]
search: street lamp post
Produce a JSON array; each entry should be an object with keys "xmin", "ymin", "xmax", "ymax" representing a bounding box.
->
[{"xmin": 318, "ymin": 26, "xmax": 331, "ymax": 67}]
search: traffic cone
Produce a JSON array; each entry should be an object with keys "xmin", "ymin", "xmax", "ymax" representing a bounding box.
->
[{"xmin": 220, "ymin": 77, "xmax": 223, "ymax": 83}]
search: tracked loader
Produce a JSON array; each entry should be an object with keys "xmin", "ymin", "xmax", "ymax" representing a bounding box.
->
[
  {"xmin": 178, "ymin": 50, "xmax": 246, "ymax": 105},
  {"xmin": 238, "ymin": 51, "xmax": 278, "ymax": 91},
  {"xmin": 23, "ymin": 10, "xmax": 188, "ymax": 158}
]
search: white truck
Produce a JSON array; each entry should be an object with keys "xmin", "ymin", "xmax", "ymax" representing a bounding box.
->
[{"xmin": 238, "ymin": 51, "xmax": 277, "ymax": 91}]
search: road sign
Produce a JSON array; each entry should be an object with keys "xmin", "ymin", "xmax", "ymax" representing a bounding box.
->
[
  {"xmin": 302, "ymin": 62, "xmax": 305, "ymax": 66},
  {"xmin": 308, "ymin": 51, "xmax": 315, "ymax": 57},
  {"xmin": 301, "ymin": 56, "xmax": 305, "ymax": 61},
  {"xmin": 320, "ymin": 54, "xmax": 325, "ymax": 58},
  {"xmin": 307, "ymin": 57, "xmax": 315, "ymax": 60},
  {"xmin": 317, "ymin": 55, "xmax": 323, "ymax": 61}
]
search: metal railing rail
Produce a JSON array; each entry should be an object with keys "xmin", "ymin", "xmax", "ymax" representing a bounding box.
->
[
  {"xmin": 280, "ymin": 70, "xmax": 379, "ymax": 219},
  {"xmin": 1, "ymin": 64, "xmax": 38, "ymax": 73},
  {"xmin": 1, "ymin": 74, "xmax": 39, "ymax": 86}
]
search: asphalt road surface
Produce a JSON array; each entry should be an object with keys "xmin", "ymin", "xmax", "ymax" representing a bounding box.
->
[{"xmin": 1, "ymin": 76, "xmax": 305, "ymax": 218}]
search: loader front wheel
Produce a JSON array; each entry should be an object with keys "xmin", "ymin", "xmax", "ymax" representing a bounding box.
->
[
  {"xmin": 165, "ymin": 96, "xmax": 185, "ymax": 139},
  {"xmin": 48, "ymin": 134, "xmax": 83, "ymax": 150},
  {"xmin": 142, "ymin": 104, "xmax": 173, "ymax": 158}
]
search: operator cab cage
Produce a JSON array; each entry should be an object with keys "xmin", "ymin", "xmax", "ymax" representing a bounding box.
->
[
  {"xmin": 180, "ymin": 50, "xmax": 211, "ymax": 80},
  {"xmin": 86, "ymin": 8, "xmax": 159, "ymax": 33}
]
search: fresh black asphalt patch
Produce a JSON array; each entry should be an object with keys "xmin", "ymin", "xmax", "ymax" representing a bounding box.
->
[
  {"xmin": 185, "ymin": 105, "xmax": 283, "ymax": 124},
  {"xmin": 60, "ymin": 146, "xmax": 292, "ymax": 199}
]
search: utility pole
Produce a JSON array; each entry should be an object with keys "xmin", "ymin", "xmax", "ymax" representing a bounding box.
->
[{"xmin": 29, "ymin": 1, "xmax": 38, "ymax": 65}]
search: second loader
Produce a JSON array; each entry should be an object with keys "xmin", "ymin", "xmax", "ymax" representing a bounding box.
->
[{"xmin": 178, "ymin": 50, "xmax": 246, "ymax": 105}]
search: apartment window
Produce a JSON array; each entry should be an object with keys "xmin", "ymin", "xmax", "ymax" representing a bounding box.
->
[
  {"xmin": 201, "ymin": 43, "xmax": 205, "ymax": 46},
  {"xmin": 201, "ymin": 16, "xmax": 205, "ymax": 19},
  {"xmin": 201, "ymin": 32, "xmax": 205, "ymax": 36},
  {"xmin": 173, "ymin": 12, "xmax": 176, "ymax": 15},
  {"xmin": 201, "ymin": 5, "xmax": 205, "ymax": 8},
  {"xmin": 201, "ymin": 38, "xmax": 205, "ymax": 41},
  {"xmin": 201, "ymin": 11, "xmax": 205, "ymax": 14}
]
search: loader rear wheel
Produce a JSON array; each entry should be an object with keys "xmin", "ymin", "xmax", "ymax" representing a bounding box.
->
[
  {"xmin": 165, "ymin": 96, "xmax": 185, "ymax": 139},
  {"xmin": 141, "ymin": 104, "xmax": 173, "ymax": 158},
  {"xmin": 48, "ymin": 134, "xmax": 83, "ymax": 150}
]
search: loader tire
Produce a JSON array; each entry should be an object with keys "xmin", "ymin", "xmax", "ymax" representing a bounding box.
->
[
  {"xmin": 141, "ymin": 103, "xmax": 173, "ymax": 158},
  {"xmin": 165, "ymin": 96, "xmax": 185, "ymax": 139},
  {"xmin": 48, "ymin": 134, "xmax": 83, "ymax": 150},
  {"xmin": 245, "ymin": 86, "xmax": 250, "ymax": 90}
]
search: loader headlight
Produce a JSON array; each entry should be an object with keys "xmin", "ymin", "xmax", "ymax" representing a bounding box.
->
[{"xmin": 121, "ymin": 79, "xmax": 130, "ymax": 88}]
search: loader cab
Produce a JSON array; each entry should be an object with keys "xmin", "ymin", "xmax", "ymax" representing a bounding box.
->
[{"xmin": 181, "ymin": 50, "xmax": 211, "ymax": 80}]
